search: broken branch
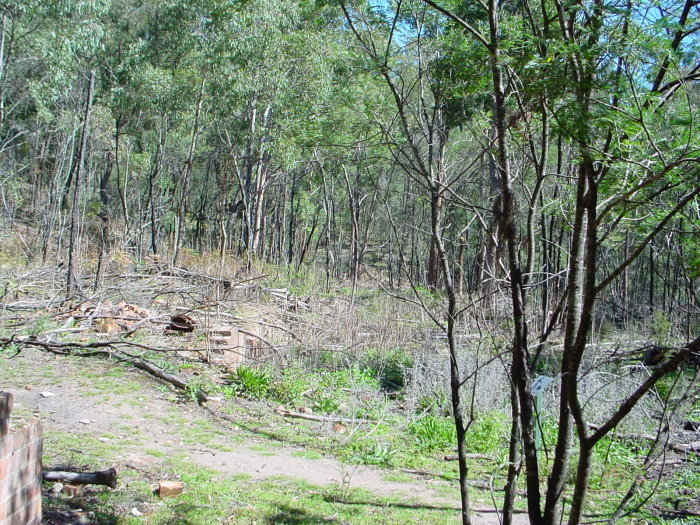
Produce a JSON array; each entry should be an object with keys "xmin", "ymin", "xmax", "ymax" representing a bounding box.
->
[{"xmin": 43, "ymin": 468, "xmax": 117, "ymax": 488}]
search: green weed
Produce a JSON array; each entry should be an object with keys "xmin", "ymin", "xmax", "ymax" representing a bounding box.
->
[
  {"xmin": 409, "ymin": 415, "xmax": 456, "ymax": 452},
  {"xmin": 352, "ymin": 441, "xmax": 398, "ymax": 467},
  {"xmin": 227, "ymin": 365, "xmax": 273, "ymax": 399}
]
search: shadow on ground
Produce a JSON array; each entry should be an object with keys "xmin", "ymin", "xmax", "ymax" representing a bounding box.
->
[{"xmin": 265, "ymin": 504, "xmax": 337, "ymax": 524}]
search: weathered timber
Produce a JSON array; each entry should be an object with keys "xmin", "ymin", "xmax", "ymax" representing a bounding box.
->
[{"xmin": 43, "ymin": 468, "xmax": 118, "ymax": 488}]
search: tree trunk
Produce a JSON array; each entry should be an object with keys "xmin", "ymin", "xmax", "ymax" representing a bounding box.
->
[
  {"xmin": 66, "ymin": 69, "xmax": 95, "ymax": 297},
  {"xmin": 172, "ymin": 77, "xmax": 205, "ymax": 266},
  {"xmin": 94, "ymin": 151, "xmax": 114, "ymax": 290}
]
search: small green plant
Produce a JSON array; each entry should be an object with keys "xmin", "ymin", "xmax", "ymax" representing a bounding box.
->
[
  {"xmin": 354, "ymin": 396, "xmax": 389, "ymax": 420},
  {"xmin": 269, "ymin": 366, "xmax": 313, "ymax": 405},
  {"xmin": 416, "ymin": 390, "xmax": 450, "ymax": 416},
  {"xmin": 651, "ymin": 310, "xmax": 672, "ymax": 345},
  {"xmin": 362, "ymin": 348, "xmax": 414, "ymax": 391},
  {"xmin": 227, "ymin": 365, "xmax": 272, "ymax": 399},
  {"xmin": 313, "ymin": 393, "xmax": 342, "ymax": 414},
  {"xmin": 185, "ymin": 377, "xmax": 210, "ymax": 402},
  {"xmin": 465, "ymin": 412, "xmax": 508, "ymax": 454},
  {"xmin": 352, "ymin": 442, "xmax": 398, "ymax": 467},
  {"xmin": 28, "ymin": 314, "xmax": 54, "ymax": 335},
  {"xmin": 408, "ymin": 415, "xmax": 456, "ymax": 452},
  {"xmin": 0, "ymin": 341, "xmax": 20, "ymax": 357}
]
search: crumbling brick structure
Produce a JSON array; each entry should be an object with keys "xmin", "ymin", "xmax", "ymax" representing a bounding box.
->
[{"xmin": 0, "ymin": 392, "xmax": 42, "ymax": 525}]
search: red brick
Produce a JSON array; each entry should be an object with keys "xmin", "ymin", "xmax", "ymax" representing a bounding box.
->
[
  {"xmin": 0, "ymin": 418, "xmax": 42, "ymax": 525},
  {"xmin": 0, "ymin": 393, "xmax": 13, "ymax": 439},
  {"xmin": 0, "ymin": 484, "xmax": 9, "ymax": 510},
  {"xmin": 8, "ymin": 504, "xmax": 29, "ymax": 525},
  {"xmin": 25, "ymin": 492, "xmax": 41, "ymax": 520},
  {"xmin": 0, "ymin": 435, "xmax": 13, "ymax": 461},
  {"xmin": 0, "ymin": 456, "xmax": 9, "ymax": 483}
]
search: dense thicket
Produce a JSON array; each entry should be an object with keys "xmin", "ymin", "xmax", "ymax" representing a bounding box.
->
[{"xmin": 1, "ymin": 0, "xmax": 698, "ymax": 523}]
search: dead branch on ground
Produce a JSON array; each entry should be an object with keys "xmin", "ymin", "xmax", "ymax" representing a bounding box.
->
[
  {"xmin": 1, "ymin": 336, "xmax": 210, "ymax": 404},
  {"xmin": 43, "ymin": 468, "xmax": 117, "ymax": 488},
  {"xmin": 275, "ymin": 407, "xmax": 373, "ymax": 424}
]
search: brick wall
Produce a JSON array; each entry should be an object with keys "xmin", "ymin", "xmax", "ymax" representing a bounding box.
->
[{"xmin": 0, "ymin": 392, "xmax": 43, "ymax": 525}]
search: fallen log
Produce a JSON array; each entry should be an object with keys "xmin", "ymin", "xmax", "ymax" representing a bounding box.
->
[
  {"xmin": 0, "ymin": 337, "xmax": 210, "ymax": 404},
  {"xmin": 275, "ymin": 407, "xmax": 373, "ymax": 425},
  {"xmin": 43, "ymin": 468, "xmax": 117, "ymax": 488},
  {"xmin": 587, "ymin": 423, "xmax": 700, "ymax": 455}
]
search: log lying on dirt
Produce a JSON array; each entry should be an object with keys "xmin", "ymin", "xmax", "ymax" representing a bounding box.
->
[
  {"xmin": 43, "ymin": 468, "xmax": 117, "ymax": 488},
  {"xmin": 587, "ymin": 423, "xmax": 700, "ymax": 455},
  {"xmin": 0, "ymin": 336, "xmax": 210, "ymax": 404},
  {"xmin": 275, "ymin": 407, "xmax": 373, "ymax": 424},
  {"xmin": 126, "ymin": 354, "xmax": 208, "ymax": 403}
]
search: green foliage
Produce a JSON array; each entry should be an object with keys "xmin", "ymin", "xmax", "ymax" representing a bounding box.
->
[
  {"xmin": 408, "ymin": 415, "xmax": 456, "ymax": 453},
  {"xmin": 268, "ymin": 367, "xmax": 313, "ymax": 406},
  {"xmin": 319, "ymin": 365, "xmax": 380, "ymax": 391},
  {"xmin": 464, "ymin": 412, "xmax": 508, "ymax": 454},
  {"xmin": 361, "ymin": 348, "xmax": 413, "ymax": 391},
  {"xmin": 415, "ymin": 391, "xmax": 451, "ymax": 416},
  {"xmin": 651, "ymin": 310, "xmax": 672, "ymax": 346},
  {"xmin": 312, "ymin": 393, "xmax": 342, "ymax": 414},
  {"xmin": 227, "ymin": 365, "xmax": 273, "ymax": 399},
  {"xmin": 28, "ymin": 314, "xmax": 54, "ymax": 335},
  {"xmin": 351, "ymin": 441, "xmax": 398, "ymax": 467},
  {"xmin": 354, "ymin": 396, "xmax": 389, "ymax": 420},
  {"xmin": 184, "ymin": 377, "xmax": 211, "ymax": 403}
]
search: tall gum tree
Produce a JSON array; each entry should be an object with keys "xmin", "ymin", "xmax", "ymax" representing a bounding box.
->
[{"xmin": 421, "ymin": 0, "xmax": 700, "ymax": 523}]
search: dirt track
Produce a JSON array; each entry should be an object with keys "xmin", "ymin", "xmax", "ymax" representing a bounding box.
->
[{"xmin": 1, "ymin": 348, "xmax": 527, "ymax": 524}]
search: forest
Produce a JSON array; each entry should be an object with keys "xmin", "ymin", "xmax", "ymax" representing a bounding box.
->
[{"xmin": 0, "ymin": 0, "xmax": 699, "ymax": 524}]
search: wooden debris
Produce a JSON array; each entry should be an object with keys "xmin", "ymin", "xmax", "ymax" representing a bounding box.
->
[
  {"xmin": 587, "ymin": 423, "xmax": 700, "ymax": 455},
  {"xmin": 158, "ymin": 480, "xmax": 184, "ymax": 497},
  {"xmin": 1, "ymin": 337, "xmax": 211, "ymax": 404},
  {"xmin": 169, "ymin": 314, "xmax": 197, "ymax": 332},
  {"xmin": 61, "ymin": 484, "xmax": 84, "ymax": 497},
  {"xmin": 60, "ymin": 301, "xmax": 154, "ymax": 334},
  {"xmin": 275, "ymin": 407, "xmax": 372, "ymax": 425},
  {"xmin": 99, "ymin": 319, "xmax": 121, "ymax": 334},
  {"xmin": 43, "ymin": 468, "xmax": 118, "ymax": 488}
]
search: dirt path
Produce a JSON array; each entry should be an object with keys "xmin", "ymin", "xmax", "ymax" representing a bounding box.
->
[{"xmin": 1, "ymin": 350, "xmax": 527, "ymax": 524}]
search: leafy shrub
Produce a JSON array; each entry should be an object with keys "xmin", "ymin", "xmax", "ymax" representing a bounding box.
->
[
  {"xmin": 184, "ymin": 377, "xmax": 211, "ymax": 402},
  {"xmin": 351, "ymin": 442, "xmax": 398, "ymax": 467},
  {"xmin": 227, "ymin": 365, "xmax": 272, "ymax": 399},
  {"xmin": 416, "ymin": 390, "xmax": 450, "ymax": 416},
  {"xmin": 651, "ymin": 310, "xmax": 672, "ymax": 345},
  {"xmin": 362, "ymin": 348, "xmax": 414, "ymax": 391},
  {"xmin": 321, "ymin": 366, "xmax": 379, "ymax": 391},
  {"xmin": 408, "ymin": 415, "xmax": 456, "ymax": 452},
  {"xmin": 269, "ymin": 367, "xmax": 313, "ymax": 405},
  {"xmin": 465, "ymin": 412, "xmax": 508, "ymax": 454},
  {"xmin": 354, "ymin": 396, "xmax": 388, "ymax": 420},
  {"xmin": 312, "ymin": 394, "xmax": 342, "ymax": 414}
]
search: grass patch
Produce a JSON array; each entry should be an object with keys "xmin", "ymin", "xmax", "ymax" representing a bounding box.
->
[{"xmin": 291, "ymin": 449, "xmax": 323, "ymax": 460}]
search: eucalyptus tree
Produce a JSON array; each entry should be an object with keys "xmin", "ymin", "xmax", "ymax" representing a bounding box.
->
[
  {"xmin": 338, "ymin": 2, "xmax": 505, "ymax": 522},
  {"xmin": 422, "ymin": 0, "xmax": 700, "ymax": 524},
  {"xmin": 0, "ymin": 0, "xmax": 110, "ymax": 288}
]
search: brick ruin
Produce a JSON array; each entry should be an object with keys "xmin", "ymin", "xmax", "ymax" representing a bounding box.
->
[{"xmin": 0, "ymin": 392, "xmax": 42, "ymax": 525}]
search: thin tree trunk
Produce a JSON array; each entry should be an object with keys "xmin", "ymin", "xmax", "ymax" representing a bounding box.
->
[
  {"xmin": 94, "ymin": 151, "xmax": 114, "ymax": 290},
  {"xmin": 66, "ymin": 69, "xmax": 95, "ymax": 297},
  {"xmin": 502, "ymin": 383, "xmax": 521, "ymax": 525},
  {"xmin": 172, "ymin": 77, "xmax": 205, "ymax": 266}
]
